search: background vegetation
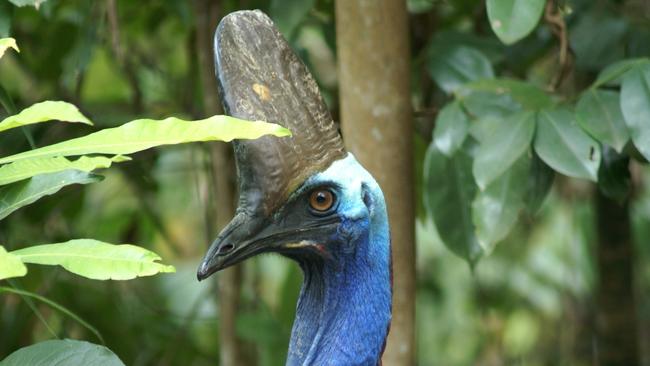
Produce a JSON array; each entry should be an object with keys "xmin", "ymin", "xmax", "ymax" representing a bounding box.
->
[{"xmin": 1, "ymin": 0, "xmax": 650, "ymax": 365}]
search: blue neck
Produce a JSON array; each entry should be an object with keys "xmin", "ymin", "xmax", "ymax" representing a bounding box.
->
[{"xmin": 286, "ymin": 175, "xmax": 391, "ymax": 365}]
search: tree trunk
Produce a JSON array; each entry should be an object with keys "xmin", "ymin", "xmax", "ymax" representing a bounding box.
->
[
  {"xmin": 194, "ymin": 2, "xmax": 245, "ymax": 366},
  {"xmin": 595, "ymin": 191, "xmax": 639, "ymax": 366},
  {"xmin": 335, "ymin": 1, "xmax": 416, "ymax": 364}
]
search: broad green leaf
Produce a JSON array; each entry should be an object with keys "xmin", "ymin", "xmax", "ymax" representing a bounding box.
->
[
  {"xmin": 11, "ymin": 239, "xmax": 175, "ymax": 280},
  {"xmin": 598, "ymin": 146, "xmax": 630, "ymax": 204},
  {"xmin": 487, "ymin": 0, "xmax": 545, "ymax": 45},
  {"xmin": 576, "ymin": 90, "xmax": 629, "ymax": 152},
  {"xmin": 473, "ymin": 111, "xmax": 535, "ymax": 189},
  {"xmin": 472, "ymin": 154, "xmax": 529, "ymax": 251},
  {"xmin": 0, "ymin": 246, "xmax": 27, "ymax": 280},
  {"xmin": 0, "ymin": 155, "xmax": 128, "ymax": 186},
  {"xmin": 621, "ymin": 63, "xmax": 650, "ymax": 161},
  {"xmin": 524, "ymin": 152, "xmax": 555, "ymax": 215},
  {"xmin": 458, "ymin": 79, "xmax": 553, "ymax": 110},
  {"xmin": 462, "ymin": 90, "xmax": 521, "ymax": 120},
  {"xmin": 0, "ymin": 101, "xmax": 92, "ymax": 133},
  {"xmin": 465, "ymin": 90, "xmax": 522, "ymax": 143},
  {"xmin": 270, "ymin": 0, "xmax": 316, "ymax": 37},
  {"xmin": 0, "ymin": 37, "xmax": 19, "ymax": 59},
  {"xmin": 0, "ymin": 170, "xmax": 101, "ymax": 220},
  {"xmin": 433, "ymin": 101, "xmax": 469, "ymax": 156},
  {"xmin": 424, "ymin": 142, "xmax": 482, "ymax": 264},
  {"xmin": 7, "ymin": 0, "xmax": 49, "ymax": 8},
  {"xmin": 0, "ymin": 115, "xmax": 291, "ymax": 164},
  {"xmin": 0, "ymin": 339, "xmax": 124, "ymax": 366},
  {"xmin": 427, "ymin": 44, "xmax": 494, "ymax": 93},
  {"xmin": 592, "ymin": 58, "xmax": 649, "ymax": 88},
  {"xmin": 534, "ymin": 108, "xmax": 601, "ymax": 181},
  {"xmin": 469, "ymin": 116, "xmax": 503, "ymax": 143}
]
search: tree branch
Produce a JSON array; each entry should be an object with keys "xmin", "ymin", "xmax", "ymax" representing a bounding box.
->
[{"xmin": 544, "ymin": 0, "xmax": 573, "ymax": 91}]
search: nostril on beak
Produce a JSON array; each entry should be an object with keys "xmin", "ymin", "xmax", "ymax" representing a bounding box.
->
[{"xmin": 218, "ymin": 243, "xmax": 235, "ymax": 256}]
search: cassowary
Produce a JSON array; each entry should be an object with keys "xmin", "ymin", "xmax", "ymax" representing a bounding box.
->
[{"xmin": 197, "ymin": 10, "xmax": 392, "ymax": 365}]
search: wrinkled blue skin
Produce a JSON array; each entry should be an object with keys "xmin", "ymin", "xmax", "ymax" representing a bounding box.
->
[{"xmin": 286, "ymin": 154, "xmax": 392, "ymax": 366}]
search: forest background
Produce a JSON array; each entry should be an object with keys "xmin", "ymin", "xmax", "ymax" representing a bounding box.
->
[{"xmin": 1, "ymin": 0, "xmax": 650, "ymax": 365}]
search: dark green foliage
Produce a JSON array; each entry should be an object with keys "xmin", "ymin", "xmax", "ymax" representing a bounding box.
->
[
  {"xmin": 0, "ymin": 339, "xmax": 125, "ymax": 366},
  {"xmin": 425, "ymin": 141, "xmax": 482, "ymax": 263},
  {"xmin": 422, "ymin": 1, "xmax": 650, "ymax": 265}
]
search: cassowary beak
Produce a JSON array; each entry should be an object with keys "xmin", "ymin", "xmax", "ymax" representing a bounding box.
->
[
  {"xmin": 196, "ymin": 10, "xmax": 345, "ymax": 281},
  {"xmin": 197, "ymin": 213, "xmax": 265, "ymax": 281},
  {"xmin": 197, "ymin": 209, "xmax": 340, "ymax": 281}
]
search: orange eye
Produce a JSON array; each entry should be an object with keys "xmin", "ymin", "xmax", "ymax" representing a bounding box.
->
[{"xmin": 309, "ymin": 189, "xmax": 335, "ymax": 213}]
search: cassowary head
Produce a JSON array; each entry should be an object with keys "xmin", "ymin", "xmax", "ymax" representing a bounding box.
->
[{"xmin": 196, "ymin": 10, "xmax": 385, "ymax": 279}]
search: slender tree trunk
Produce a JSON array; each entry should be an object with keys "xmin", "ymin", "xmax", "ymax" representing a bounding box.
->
[
  {"xmin": 194, "ymin": 2, "xmax": 245, "ymax": 366},
  {"xmin": 335, "ymin": 1, "xmax": 416, "ymax": 364},
  {"xmin": 212, "ymin": 145, "xmax": 244, "ymax": 366},
  {"xmin": 595, "ymin": 191, "xmax": 639, "ymax": 366}
]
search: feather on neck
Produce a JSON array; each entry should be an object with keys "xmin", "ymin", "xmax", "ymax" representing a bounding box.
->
[{"xmin": 286, "ymin": 155, "xmax": 392, "ymax": 366}]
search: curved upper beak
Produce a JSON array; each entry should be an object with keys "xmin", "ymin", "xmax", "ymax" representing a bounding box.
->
[
  {"xmin": 196, "ymin": 212, "xmax": 265, "ymax": 281},
  {"xmin": 196, "ymin": 210, "xmax": 341, "ymax": 281}
]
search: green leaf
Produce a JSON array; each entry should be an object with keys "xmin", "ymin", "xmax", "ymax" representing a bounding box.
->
[
  {"xmin": 0, "ymin": 101, "xmax": 92, "ymax": 134},
  {"xmin": 468, "ymin": 116, "xmax": 503, "ymax": 143},
  {"xmin": 592, "ymin": 58, "xmax": 649, "ymax": 88},
  {"xmin": 576, "ymin": 90, "xmax": 629, "ymax": 152},
  {"xmin": 0, "ymin": 170, "xmax": 101, "ymax": 220},
  {"xmin": 0, "ymin": 155, "xmax": 129, "ymax": 186},
  {"xmin": 598, "ymin": 146, "xmax": 630, "ymax": 204},
  {"xmin": 0, "ymin": 246, "xmax": 27, "ymax": 280},
  {"xmin": 424, "ymin": 142, "xmax": 482, "ymax": 264},
  {"xmin": 6, "ymin": 0, "xmax": 49, "ymax": 7},
  {"xmin": 534, "ymin": 108, "xmax": 601, "ymax": 181},
  {"xmin": 473, "ymin": 111, "xmax": 535, "ymax": 189},
  {"xmin": 458, "ymin": 78, "xmax": 554, "ymax": 110},
  {"xmin": 472, "ymin": 154, "xmax": 529, "ymax": 251},
  {"xmin": 11, "ymin": 239, "xmax": 175, "ymax": 280},
  {"xmin": 462, "ymin": 90, "xmax": 521, "ymax": 120},
  {"xmin": 0, "ymin": 339, "xmax": 124, "ymax": 366},
  {"xmin": 270, "ymin": 0, "xmax": 315, "ymax": 37},
  {"xmin": 0, "ymin": 115, "xmax": 291, "ymax": 164},
  {"xmin": 524, "ymin": 152, "xmax": 555, "ymax": 215},
  {"xmin": 433, "ymin": 101, "xmax": 469, "ymax": 156},
  {"xmin": 463, "ymin": 90, "xmax": 523, "ymax": 144},
  {"xmin": 621, "ymin": 63, "xmax": 650, "ymax": 161},
  {"xmin": 0, "ymin": 37, "xmax": 19, "ymax": 59},
  {"xmin": 487, "ymin": 0, "xmax": 545, "ymax": 45},
  {"xmin": 427, "ymin": 44, "xmax": 494, "ymax": 93}
]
